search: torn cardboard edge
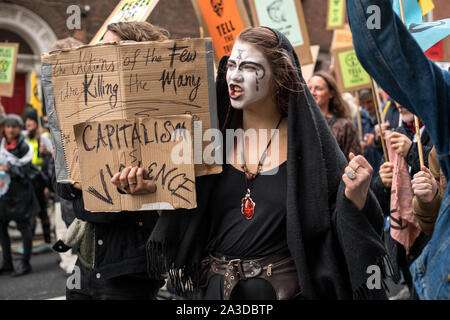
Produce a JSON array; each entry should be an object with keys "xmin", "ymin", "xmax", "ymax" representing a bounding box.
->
[
  {"xmin": 41, "ymin": 37, "xmax": 220, "ymax": 184},
  {"xmin": 74, "ymin": 115, "xmax": 197, "ymax": 212}
]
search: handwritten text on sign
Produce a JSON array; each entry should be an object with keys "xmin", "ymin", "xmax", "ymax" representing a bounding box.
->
[
  {"xmin": 42, "ymin": 38, "xmax": 214, "ymax": 183},
  {"xmin": 74, "ymin": 116, "xmax": 196, "ymax": 212}
]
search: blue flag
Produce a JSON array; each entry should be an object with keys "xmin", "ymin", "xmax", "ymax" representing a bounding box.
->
[
  {"xmin": 393, "ymin": 0, "xmax": 449, "ymax": 52},
  {"xmin": 407, "ymin": 19, "xmax": 450, "ymax": 52},
  {"xmin": 393, "ymin": 0, "xmax": 422, "ymax": 24}
]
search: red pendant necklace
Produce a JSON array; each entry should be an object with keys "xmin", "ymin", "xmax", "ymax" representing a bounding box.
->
[{"xmin": 240, "ymin": 116, "xmax": 283, "ymax": 220}]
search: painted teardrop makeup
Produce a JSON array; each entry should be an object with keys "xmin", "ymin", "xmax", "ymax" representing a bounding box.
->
[{"xmin": 226, "ymin": 40, "xmax": 272, "ymax": 110}]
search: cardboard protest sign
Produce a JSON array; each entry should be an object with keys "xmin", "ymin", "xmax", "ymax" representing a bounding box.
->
[
  {"xmin": 41, "ymin": 38, "xmax": 219, "ymax": 184},
  {"xmin": 74, "ymin": 115, "xmax": 196, "ymax": 212},
  {"xmin": 247, "ymin": 0, "xmax": 313, "ymax": 65},
  {"xmin": 191, "ymin": 0, "xmax": 251, "ymax": 60},
  {"xmin": 326, "ymin": 0, "xmax": 346, "ymax": 30},
  {"xmin": 332, "ymin": 46, "xmax": 371, "ymax": 93},
  {"xmin": 301, "ymin": 45, "xmax": 320, "ymax": 82},
  {"xmin": 330, "ymin": 24, "xmax": 353, "ymax": 51},
  {"xmin": 90, "ymin": 0, "xmax": 160, "ymax": 44},
  {"xmin": 0, "ymin": 43, "xmax": 19, "ymax": 98}
]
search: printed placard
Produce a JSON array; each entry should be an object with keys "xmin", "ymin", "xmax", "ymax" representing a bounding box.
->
[
  {"xmin": 74, "ymin": 115, "xmax": 196, "ymax": 212},
  {"xmin": 330, "ymin": 24, "xmax": 353, "ymax": 51},
  {"xmin": 90, "ymin": 0, "xmax": 160, "ymax": 44},
  {"xmin": 332, "ymin": 46, "xmax": 371, "ymax": 93},
  {"xmin": 192, "ymin": 0, "xmax": 251, "ymax": 60},
  {"xmin": 301, "ymin": 45, "xmax": 320, "ymax": 82},
  {"xmin": 41, "ymin": 38, "xmax": 219, "ymax": 184},
  {"xmin": 248, "ymin": 0, "xmax": 313, "ymax": 65},
  {"xmin": 326, "ymin": 0, "xmax": 346, "ymax": 30},
  {"xmin": 0, "ymin": 43, "xmax": 19, "ymax": 97}
]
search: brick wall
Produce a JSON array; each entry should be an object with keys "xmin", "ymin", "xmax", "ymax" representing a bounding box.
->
[
  {"xmin": 432, "ymin": 0, "xmax": 450, "ymax": 61},
  {"xmin": 1, "ymin": 0, "xmax": 447, "ymax": 59}
]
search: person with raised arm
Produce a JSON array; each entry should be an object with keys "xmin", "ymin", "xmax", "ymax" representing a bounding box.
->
[{"xmin": 346, "ymin": 0, "xmax": 450, "ymax": 299}]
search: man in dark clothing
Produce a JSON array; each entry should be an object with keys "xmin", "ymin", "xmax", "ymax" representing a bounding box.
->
[
  {"xmin": 0, "ymin": 114, "xmax": 40, "ymax": 276},
  {"xmin": 373, "ymin": 102, "xmax": 433, "ymax": 299},
  {"xmin": 24, "ymin": 111, "xmax": 52, "ymax": 244}
]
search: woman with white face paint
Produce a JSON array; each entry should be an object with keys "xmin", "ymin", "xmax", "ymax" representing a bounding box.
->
[{"xmin": 147, "ymin": 27, "xmax": 391, "ymax": 300}]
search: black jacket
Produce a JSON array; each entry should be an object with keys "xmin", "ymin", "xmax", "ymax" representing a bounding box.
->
[
  {"xmin": 56, "ymin": 182, "xmax": 159, "ymax": 280},
  {"xmin": 0, "ymin": 135, "xmax": 40, "ymax": 221}
]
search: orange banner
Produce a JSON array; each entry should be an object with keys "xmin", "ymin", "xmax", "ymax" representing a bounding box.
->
[{"xmin": 197, "ymin": 0, "xmax": 247, "ymax": 59}]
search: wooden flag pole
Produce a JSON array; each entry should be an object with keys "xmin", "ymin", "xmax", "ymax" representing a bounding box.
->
[
  {"xmin": 370, "ymin": 78, "xmax": 389, "ymax": 163},
  {"xmin": 372, "ymin": 80, "xmax": 385, "ymax": 124},
  {"xmin": 355, "ymin": 91, "xmax": 363, "ymax": 142},
  {"xmin": 399, "ymin": 0, "xmax": 425, "ymax": 167}
]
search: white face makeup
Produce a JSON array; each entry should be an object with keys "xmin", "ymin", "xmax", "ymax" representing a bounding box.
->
[{"xmin": 226, "ymin": 40, "xmax": 272, "ymax": 110}]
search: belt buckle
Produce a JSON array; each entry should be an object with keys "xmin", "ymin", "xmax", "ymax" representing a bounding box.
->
[
  {"xmin": 227, "ymin": 258, "xmax": 246, "ymax": 280},
  {"xmin": 227, "ymin": 258, "xmax": 241, "ymax": 266}
]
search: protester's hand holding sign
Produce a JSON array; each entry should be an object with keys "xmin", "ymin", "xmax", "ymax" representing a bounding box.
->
[
  {"xmin": 412, "ymin": 166, "xmax": 438, "ymax": 203},
  {"xmin": 72, "ymin": 182, "xmax": 82, "ymax": 190},
  {"xmin": 111, "ymin": 166, "xmax": 157, "ymax": 195},
  {"xmin": 388, "ymin": 131, "xmax": 412, "ymax": 158},
  {"xmin": 342, "ymin": 152, "xmax": 373, "ymax": 211},
  {"xmin": 379, "ymin": 162, "xmax": 394, "ymax": 188}
]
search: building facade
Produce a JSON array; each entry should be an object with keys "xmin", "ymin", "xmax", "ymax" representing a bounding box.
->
[{"xmin": 0, "ymin": 0, "xmax": 448, "ymax": 115}]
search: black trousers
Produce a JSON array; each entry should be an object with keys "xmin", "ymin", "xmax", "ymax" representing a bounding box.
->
[
  {"xmin": 0, "ymin": 219, "xmax": 32, "ymax": 264},
  {"xmin": 197, "ymin": 275, "xmax": 277, "ymax": 300},
  {"xmin": 66, "ymin": 260, "xmax": 163, "ymax": 300},
  {"xmin": 30, "ymin": 184, "xmax": 51, "ymax": 243}
]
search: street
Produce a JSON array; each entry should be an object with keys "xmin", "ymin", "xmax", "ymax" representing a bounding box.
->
[{"xmin": 0, "ymin": 240, "xmax": 67, "ymax": 300}]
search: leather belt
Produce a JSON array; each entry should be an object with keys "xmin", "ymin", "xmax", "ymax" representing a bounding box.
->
[{"xmin": 206, "ymin": 251, "xmax": 293, "ymax": 300}]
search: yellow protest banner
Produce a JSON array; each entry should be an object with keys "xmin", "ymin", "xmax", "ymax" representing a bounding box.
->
[
  {"xmin": 418, "ymin": 0, "xmax": 434, "ymax": 16},
  {"xmin": 326, "ymin": 0, "xmax": 346, "ymax": 30},
  {"xmin": 29, "ymin": 72, "xmax": 43, "ymax": 117},
  {"xmin": 90, "ymin": 0, "xmax": 160, "ymax": 44},
  {"xmin": 332, "ymin": 46, "xmax": 372, "ymax": 93}
]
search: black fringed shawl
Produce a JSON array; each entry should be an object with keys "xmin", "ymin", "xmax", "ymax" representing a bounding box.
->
[{"xmin": 147, "ymin": 28, "xmax": 392, "ymax": 299}]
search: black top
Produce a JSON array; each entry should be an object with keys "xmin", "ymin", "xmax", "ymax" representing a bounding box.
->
[{"xmin": 207, "ymin": 162, "xmax": 288, "ymax": 259}]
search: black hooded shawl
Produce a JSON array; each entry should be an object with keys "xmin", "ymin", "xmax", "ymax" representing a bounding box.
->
[{"xmin": 147, "ymin": 28, "xmax": 392, "ymax": 299}]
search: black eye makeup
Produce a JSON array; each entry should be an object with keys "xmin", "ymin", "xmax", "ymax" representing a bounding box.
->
[{"xmin": 227, "ymin": 59, "xmax": 266, "ymax": 80}]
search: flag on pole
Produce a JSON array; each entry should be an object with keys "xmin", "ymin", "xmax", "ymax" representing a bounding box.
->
[
  {"xmin": 393, "ymin": 0, "xmax": 447, "ymax": 52},
  {"xmin": 408, "ymin": 19, "xmax": 450, "ymax": 52},
  {"xmin": 393, "ymin": 0, "xmax": 422, "ymax": 25},
  {"xmin": 29, "ymin": 71, "xmax": 42, "ymax": 117},
  {"xmin": 417, "ymin": 0, "xmax": 434, "ymax": 16}
]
